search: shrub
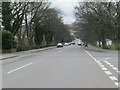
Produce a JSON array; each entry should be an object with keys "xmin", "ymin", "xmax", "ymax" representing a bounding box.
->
[
  {"xmin": 2, "ymin": 30, "xmax": 16, "ymax": 49},
  {"xmin": 16, "ymin": 43, "xmax": 57, "ymax": 52}
]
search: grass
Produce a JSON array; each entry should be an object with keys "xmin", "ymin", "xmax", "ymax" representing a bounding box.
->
[
  {"xmin": 95, "ymin": 44, "xmax": 120, "ymax": 50},
  {"xmin": 95, "ymin": 45, "xmax": 102, "ymax": 49}
]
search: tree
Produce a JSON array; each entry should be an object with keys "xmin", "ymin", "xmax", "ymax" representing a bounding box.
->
[{"xmin": 75, "ymin": 2, "xmax": 119, "ymax": 49}]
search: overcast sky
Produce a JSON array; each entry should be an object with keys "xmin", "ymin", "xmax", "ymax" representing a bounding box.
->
[{"xmin": 52, "ymin": 1, "xmax": 79, "ymax": 24}]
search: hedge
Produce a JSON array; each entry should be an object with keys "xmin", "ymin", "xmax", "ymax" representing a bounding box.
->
[{"xmin": 2, "ymin": 30, "xmax": 16, "ymax": 49}]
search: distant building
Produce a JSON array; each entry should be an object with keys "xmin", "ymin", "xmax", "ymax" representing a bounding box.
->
[
  {"xmin": 106, "ymin": 39, "xmax": 112, "ymax": 46},
  {"xmin": 97, "ymin": 39, "xmax": 112, "ymax": 46}
]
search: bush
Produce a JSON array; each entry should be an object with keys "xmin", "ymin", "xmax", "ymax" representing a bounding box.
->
[
  {"xmin": 2, "ymin": 30, "xmax": 16, "ymax": 49},
  {"xmin": 16, "ymin": 45, "xmax": 41, "ymax": 52},
  {"xmin": 16, "ymin": 43, "xmax": 57, "ymax": 52}
]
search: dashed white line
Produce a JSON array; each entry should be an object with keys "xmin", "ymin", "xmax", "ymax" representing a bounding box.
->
[
  {"xmin": 115, "ymin": 82, "xmax": 120, "ymax": 87},
  {"xmin": 109, "ymin": 76, "xmax": 118, "ymax": 81},
  {"xmin": 104, "ymin": 60, "xmax": 119, "ymax": 74},
  {"xmin": 97, "ymin": 62, "xmax": 102, "ymax": 65},
  {"xmin": 104, "ymin": 61, "xmax": 111, "ymax": 65},
  {"xmin": 7, "ymin": 63, "xmax": 32, "ymax": 74},
  {"xmin": 109, "ymin": 65, "xmax": 114, "ymax": 68},
  {"xmin": 104, "ymin": 61, "xmax": 109, "ymax": 63},
  {"xmin": 105, "ymin": 71, "xmax": 112, "ymax": 75},
  {"xmin": 99, "ymin": 64, "xmax": 105, "ymax": 68},
  {"xmin": 102, "ymin": 67, "xmax": 107, "ymax": 70},
  {"xmin": 85, "ymin": 50, "xmax": 119, "ymax": 87},
  {"xmin": 113, "ymin": 67, "xmax": 118, "ymax": 71}
]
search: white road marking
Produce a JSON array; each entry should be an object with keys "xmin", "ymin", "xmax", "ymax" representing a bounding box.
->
[
  {"xmin": 105, "ymin": 71, "xmax": 112, "ymax": 75},
  {"xmin": 115, "ymin": 82, "xmax": 120, "ymax": 87},
  {"xmin": 102, "ymin": 67, "xmax": 107, "ymax": 70},
  {"xmin": 7, "ymin": 63, "xmax": 32, "ymax": 74},
  {"xmin": 104, "ymin": 60, "xmax": 119, "ymax": 74},
  {"xmin": 85, "ymin": 50, "xmax": 119, "ymax": 87},
  {"xmin": 112, "ymin": 67, "xmax": 118, "ymax": 71},
  {"xmin": 85, "ymin": 50, "xmax": 97, "ymax": 62},
  {"xmin": 104, "ymin": 61, "xmax": 111, "ymax": 65},
  {"xmin": 107, "ymin": 62, "xmax": 111, "ymax": 65},
  {"xmin": 97, "ymin": 62, "xmax": 102, "ymax": 65},
  {"xmin": 116, "ymin": 71, "xmax": 120, "ymax": 74},
  {"xmin": 99, "ymin": 64, "xmax": 104, "ymax": 68},
  {"xmin": 109, "ymin": 76, "xmax": 118, "ymax": 81},
  {"xmin": 104, "ymin": 61, "xmax": 109, "ymax": 63},
  {"xmin": 109, "ymin": 65, "xmax": 114, "ymax": 68}
]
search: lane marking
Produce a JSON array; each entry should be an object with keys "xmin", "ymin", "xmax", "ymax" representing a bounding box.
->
[
  {"xmin": 97, "ymin": 62, "xmax": 102, "ymax": 65},
  {"xmin": 104, "ymin": 61, "xmax": 111, "ymax": 65},
  {"xmin": 7, "ymin": 63, "xmax": 32, "ymax": 74},
  {"xmin": 109, "ymin": 76, "xmax": 118, "ymax": 81},
  {"xmin": 102, "ymin": 67, "xmax": 107, "ymax": 70},
  {"xmin": 104, "ymin": 60, "xmax": 119, "ymax": 74},
  {"xmin": 105, "ymin": 71, "xmax": 112, "ymax": 75},
  {"xmin": 113, "ymin": 67, "xmax": 118, "ymax": 71},
  {"xmin": 85, "ymin": 50, "xmax": 119, "ymax": 87},
  {"xmin": 115, "ymin": 82, "xmax": 120, "ymax": 87},
  {"xmin": 110, "ymin": 65, "xmax": 114, "ymax": 68},
  {"xmin": 85, "ymin": 50, "xmax": 97, "ymax": 62},
  {"xmin": 99, "ymin": 64, "xmax": 105, "ymax": 68}
]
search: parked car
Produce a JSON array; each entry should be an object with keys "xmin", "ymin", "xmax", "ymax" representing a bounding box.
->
[
  {"xmin": 64, "ymin": 43, "xmax": 69, "ymax": 46},
  {"xmin": 57, "ymin": 43, "xmax": 63, "ymax": 48},
  {"xmin": 71, "ymin": 42, "xmax": 75, "ymax": 45},
  {"xmin": 68, "ymin": 42, "xmax": 71, "ymax": 45},
  {"xmin": 78, "ymin": 43, "xmax": 82, "ymax": 46}
]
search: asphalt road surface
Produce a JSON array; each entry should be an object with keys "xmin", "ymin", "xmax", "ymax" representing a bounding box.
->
[{"xmin": 2, "ymin": 45, "xmax": 119, "ymax": 88}]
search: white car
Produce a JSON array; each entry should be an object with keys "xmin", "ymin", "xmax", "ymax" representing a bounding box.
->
[
  {"xmin": 57, "ymin": 43, "xmax": 63, "ymax": 48},
  {"xmin": 64, "ymin": 43, "xmax": 69, "ymax": 46}
]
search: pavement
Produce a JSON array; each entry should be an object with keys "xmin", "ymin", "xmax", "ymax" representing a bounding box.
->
[
  {"xmin": 2, "ymin": 45, "xmax": 119, "ymax": 88},
  {"xmin": 1, "ymin": 46, "xmax": 56, "ymax": 60}
]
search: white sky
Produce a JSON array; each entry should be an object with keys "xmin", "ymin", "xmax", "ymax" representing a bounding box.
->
[{"xmin": 51, "ymin": 1, "xmax": 79, "ymax": 24}]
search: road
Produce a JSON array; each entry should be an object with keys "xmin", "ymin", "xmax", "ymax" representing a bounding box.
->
[{"xmin": 2, "ymin": 45, "xmax": 119, "ymax": 88}]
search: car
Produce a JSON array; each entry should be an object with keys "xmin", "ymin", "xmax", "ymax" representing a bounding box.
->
[
  {"xmin": 78, "ymin": 43, "xmax": 82, "ymax": 46},
  {"xmin": 57, "ymin": 43, "xmax": 63, "ymax": 48},
  {"xmin": 71, "ymin": 42, "xmax": 75, "ymax": 45},
  {"xmin": 64, "ymin": 43, "xmax": 69, "ymax": 46},
  {"xmin": 68, "ymin": 42, "xmax": 71, "ymax": 45}
]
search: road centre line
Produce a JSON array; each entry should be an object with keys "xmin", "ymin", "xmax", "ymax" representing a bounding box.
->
[{"xmin": 7, "ymin": 63, "xmax": 32, "ymax": 74}]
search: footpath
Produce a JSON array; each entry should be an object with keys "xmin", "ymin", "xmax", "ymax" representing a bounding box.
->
[{"xmin": 0, "ymin": 46, "xmax": 56, "ymax": 60}]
